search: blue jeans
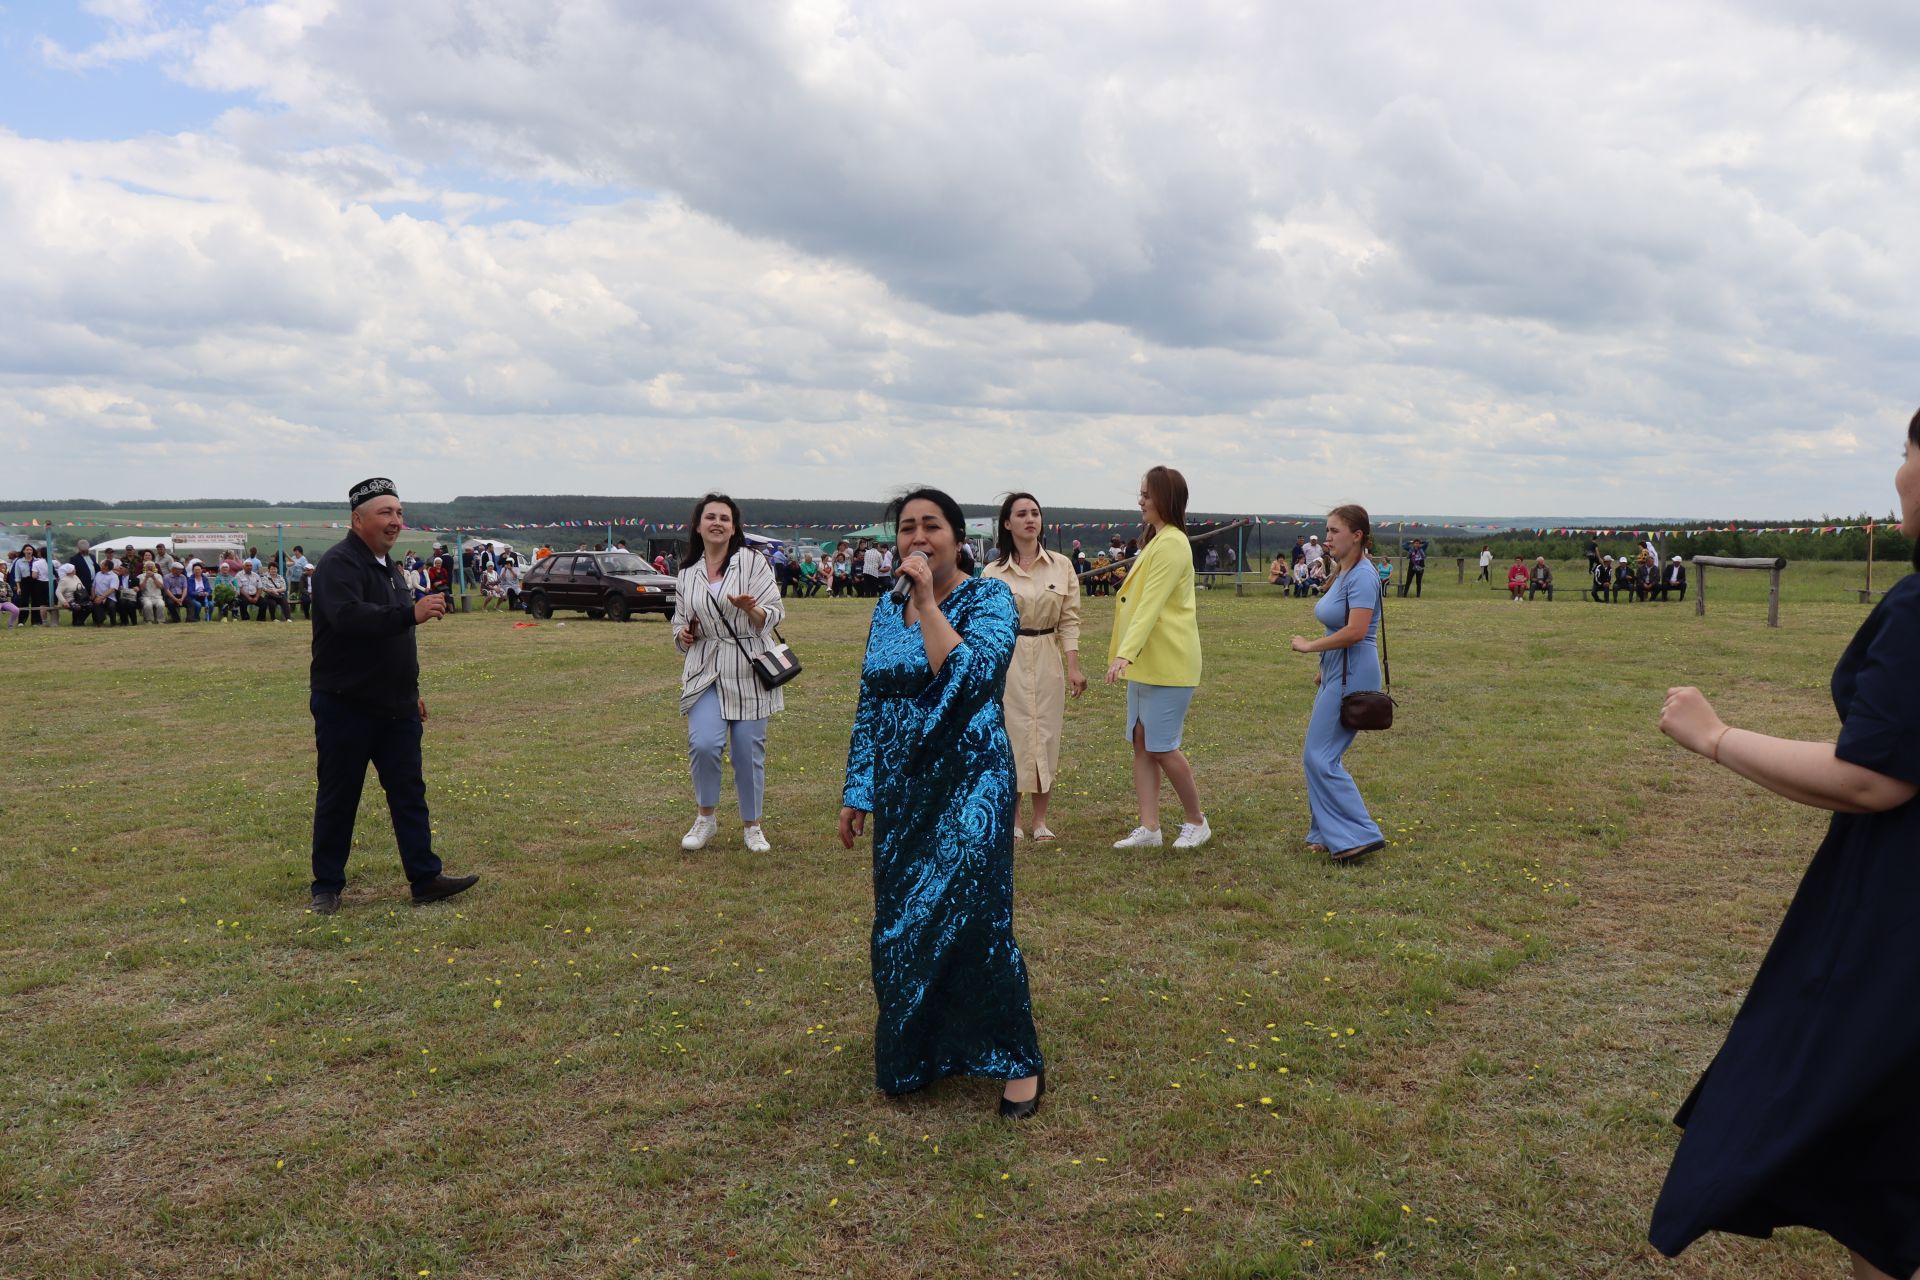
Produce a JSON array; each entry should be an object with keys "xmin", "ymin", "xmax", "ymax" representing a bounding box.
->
[{"xmin": 687, "ymin": 685, "xmax": 767, "ymax": 823}]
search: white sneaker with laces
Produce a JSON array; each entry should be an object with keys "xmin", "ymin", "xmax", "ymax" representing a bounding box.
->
[
  {"xmin": 1173, "ymin": 816, "xmax": 1212, "ymax": 850},
  {"xmin": 1112, "ymin": 826, "xmax": 1164, "ymax": 849},
  {"xmin": 680, "ymin": 815, "xmax": 718, "ymax": 851},
  {"xmin": 742, "ymin": 824, "xmax": 770, "ymax": 854}
]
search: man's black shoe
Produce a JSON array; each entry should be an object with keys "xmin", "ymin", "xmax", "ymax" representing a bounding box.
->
[
  {"xmin": 310, "ymin": 891, "xmax": 341, "ymax": 915},
  {"xmin": 411, "ymin": 873, "xmax": 479, "ymax": 905}
]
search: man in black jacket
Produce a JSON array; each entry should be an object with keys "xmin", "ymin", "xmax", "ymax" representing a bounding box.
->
[
  {"xmin": 307, "ymin": 478, "xmax": 479, "ymax": 915},
  {"xmin": 68, "ymin": 540, "xmax": 99, "ymax": 625}
]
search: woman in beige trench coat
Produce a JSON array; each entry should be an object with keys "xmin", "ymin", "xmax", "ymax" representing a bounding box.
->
[{"xmin": 983, "ymin": 492, "xmax": 1088, "ymax": 839}]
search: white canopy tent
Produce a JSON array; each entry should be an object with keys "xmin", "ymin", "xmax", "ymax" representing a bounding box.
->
[
  {"xmin": 88, "ymin": 535, "xmax": 174, "ymax": 555},
  {"xmin": 461, "ymin": 538, "xmax": 519, "ymax": 555}
]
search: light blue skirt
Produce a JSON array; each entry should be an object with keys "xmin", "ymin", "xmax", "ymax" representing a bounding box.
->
[{"xmin": 1125, "ymin": 680, "xmax": 1196, "ymax": 753}]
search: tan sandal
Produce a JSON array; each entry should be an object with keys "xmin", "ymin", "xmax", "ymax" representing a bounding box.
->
[{"xmin": 1032, "ymin": 826, "xmax": 1057, "ymax": 841}]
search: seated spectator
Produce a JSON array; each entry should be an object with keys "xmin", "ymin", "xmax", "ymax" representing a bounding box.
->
[
  {"xmin": 1305, "ymin": 557, "xmax": 1327, "ymax": 595},
  {"xmin": 0, "ymin": 571, "xmax": 19, "ymax": 628},
  {"xmin": 480, "ymin": 564, "xmax": 503, "ymax": 611},
  {"xmin": 232, "ymin": 563, "xmax": 263, "ymax": 620},
  {"xmin": 162, "ymin": 563, "xmax": 188, "ymax": 622},
  {"xmin": 1507, "ymin": 557, "xmax": 1530, "ymax": 602},
  {"xmin": 1269, "ymin": 553, "xmax": 1289, "ymax": 588},
  {"xmin": 260, "ymin": 564, "xmax": 289, "ymax": 620},
  {"xmin": 428, "ymin": 556, "xmax": 451, "ymax": 598},
  {"xmin": 499, "ymin": 561, "xmax": 521, "ymax": 611},
  {"xmin": 1613, "ymin": 557, "xmax": 1636, "ymax": 602},
  {"xmin": 116, "ymin": 561, "xmax": 141, "ymax": 625},
  {"xmin": 1378, "ymin": 555, "xmax": 1394, "ymax": 588},
  {"xmin": 1636, "ymin": 554, "xmax": 1658, "ymax": 602},
  {"xmin": 1528, "ymin": 557, "xmax": 1554, "ymax": 601},
  {"xmin": 1661, "ymin": 555, "xmax": 1688, "ymax": 601},
  {"xmin": 186, "ymin": 565, "xmax": 213, "ymax": 621},
  {"xmin": 1590, "ymin": 555, "xmax": 1613, "ymax": 603},
  {"xmin": 139, "ymin": 562, "xmax": 166, "ymax": 624},
  {"xmin": 92, "ymin": 561, "xmax": 122, "ymax": 624}
]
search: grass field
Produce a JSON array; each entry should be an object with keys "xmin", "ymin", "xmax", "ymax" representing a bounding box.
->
[{"xmin": 3, "ymin": 561, "xmax": 1906, "ymax": 1278}]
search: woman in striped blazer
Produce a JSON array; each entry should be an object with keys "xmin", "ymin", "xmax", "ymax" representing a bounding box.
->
[{"xmin": 671, "ymin": 493, "xmax": 785, "ymax": 853}]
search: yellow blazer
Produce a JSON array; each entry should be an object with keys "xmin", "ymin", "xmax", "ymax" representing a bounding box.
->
[{"xmin": 1108, "ymin": 527, "xmax": 1202, "ymax": 686}]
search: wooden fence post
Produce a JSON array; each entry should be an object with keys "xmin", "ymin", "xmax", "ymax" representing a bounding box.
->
[
  {"xmin": 1690, "ymin": 555, "xmax": 1787, "ymax": 627},
  {"xmin": 1456, "ymin": 556, "xmax": 1465, "ymax": 584}
]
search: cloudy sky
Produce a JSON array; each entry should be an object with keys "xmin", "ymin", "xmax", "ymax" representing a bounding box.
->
[{"xmin": 1, "ymin": 0, "xmax": 1914, "ymax": 517}]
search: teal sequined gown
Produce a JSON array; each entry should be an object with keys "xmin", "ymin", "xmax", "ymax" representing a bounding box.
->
[{"xmin": 843, "ymin": 576, "xmax": 1045, "ymax": 1095}]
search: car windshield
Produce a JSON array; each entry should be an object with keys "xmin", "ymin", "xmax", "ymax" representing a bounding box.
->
[{"xmin": 599, "ymin": 554, "xmax": 652, "ymax": 575}]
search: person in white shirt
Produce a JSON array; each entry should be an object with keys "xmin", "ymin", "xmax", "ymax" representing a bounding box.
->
[
  {"xmin": 479, "ymin": 565, "xmax": 503, "ymax": 611},
  {"xmin": 232, "ymin": 566, "xmax": 263, "ymax": 620},
  {"xmin": 138, "ymin": 562, "xmax": 166, "ymax": 623},
  {"xmin": 1302, "ymin": 535, "xmax": 1325, "ymax": 568},
  {"xmin": 92, "ymin": 563, "xmax": 122, "ymax": 625},
  {"xmin": 861, "ymin": 544, "xmax": 884, "ymax": 597},
  {"xmin": 1477, "ymin": 545, "xmax": 1493, "ymax": 585}
]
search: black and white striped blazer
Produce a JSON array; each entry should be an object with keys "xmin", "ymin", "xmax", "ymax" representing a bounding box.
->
[{"xmin": 672, "ymin": 550, "xmax": 786, "ymax": 720}]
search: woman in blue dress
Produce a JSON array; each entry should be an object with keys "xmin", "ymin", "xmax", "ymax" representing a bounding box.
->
[
  {"xmin": 839, "ymin": 487, "xmax": 1046, "ymax": 1119},
  {"xmin": 1289, "ymin": 505, "xmax": 1387, "ymax": 864},
  {"xmin": 1649, "ymin": 412, "xmax": 1920, "ymax": 1278}
]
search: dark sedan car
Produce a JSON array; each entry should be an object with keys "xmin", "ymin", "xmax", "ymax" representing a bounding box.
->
[{"xmin": 519, "ymin": 552, "xmax": 677, "ymax": 622}]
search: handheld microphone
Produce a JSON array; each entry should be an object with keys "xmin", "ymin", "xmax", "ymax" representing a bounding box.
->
[{"xmin": 889, "ymin": 550, "xmax": 929, "ymax": 603}]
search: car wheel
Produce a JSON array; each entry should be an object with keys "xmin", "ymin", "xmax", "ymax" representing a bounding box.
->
[
  {"xmin": 526, "ymin": 592, "xmax": 551, "ymax": 619},
  {"xmin": 606, "ymin": 594, "xmax": 630, "ymax": 622}
]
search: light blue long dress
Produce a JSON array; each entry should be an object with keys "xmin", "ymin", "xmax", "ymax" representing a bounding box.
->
[{"xmin": 1305, "ymin": 561, "xmax": 1385, "ymax": 851}]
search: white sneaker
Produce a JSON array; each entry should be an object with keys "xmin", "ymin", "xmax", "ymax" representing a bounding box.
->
[
  {"xmin": 1112, "ymin": 826, "xmax": 1164, "ymax": 849},
  {"xmin": 742, "ymin": 824, "xmax": 770, "ymax": 854},
  {"xmin": 1173, "ymin": 816, "xmax": 1212, "ymax": 850},
  {"xmin": 680, "ymin": 815, "xmax": 718, "ymax": 850}
]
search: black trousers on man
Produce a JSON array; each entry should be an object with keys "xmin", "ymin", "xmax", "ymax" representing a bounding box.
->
[{"xmin": 310, "ymin": 690, "xmax": 442, "ymax": 896}]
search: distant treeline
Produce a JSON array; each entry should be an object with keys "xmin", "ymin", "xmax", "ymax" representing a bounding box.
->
[
  {"xmin": 1421, "ymin": 516, "xmax": 1910, "ymax": 566},
  {"xmin": 4, "ymin": 496, "xmax": 1908, "ymax": 564}
]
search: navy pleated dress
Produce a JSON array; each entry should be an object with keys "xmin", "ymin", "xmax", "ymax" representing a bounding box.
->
[
  {"xmin": 842, "ymin": 577, "xmax": 1045, "ymax": 1096},
  {"xmin": 1650, "ymin": 575, "xmax": 1920, "ymax": 1273}
]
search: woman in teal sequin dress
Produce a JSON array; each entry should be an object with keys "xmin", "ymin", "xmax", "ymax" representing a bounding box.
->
[{"xmin": 839, "ymin": 488, "xmax": 1046, "ymax": 1117}]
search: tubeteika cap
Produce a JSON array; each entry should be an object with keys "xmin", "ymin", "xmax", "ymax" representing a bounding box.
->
[{"xmin": 349, "ymin": 477, "xmax": 397, "ymax": 509}]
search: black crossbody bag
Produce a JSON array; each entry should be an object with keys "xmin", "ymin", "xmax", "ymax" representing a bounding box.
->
[
  {"xmin": 714, "ymin": 557, "xmax": 802, "ymax": 689},
  {"xmin": 1339, "ymin": 570, "xmax": 1395, "ymax": 731}
]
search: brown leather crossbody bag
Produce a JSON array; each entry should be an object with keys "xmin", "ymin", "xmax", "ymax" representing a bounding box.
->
[{"xmin": 1339, "ymin": 572, "xmax": 1395, "ymax": 731}]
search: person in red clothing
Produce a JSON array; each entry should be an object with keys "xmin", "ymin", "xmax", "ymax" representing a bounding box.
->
[
  {"xmin": 1506, "ymin": 557, "xmax": 1529, "ymax": 602},
  {"xmin": 428, "ymin": 556, "xmax": 451, "ymax": 600}
]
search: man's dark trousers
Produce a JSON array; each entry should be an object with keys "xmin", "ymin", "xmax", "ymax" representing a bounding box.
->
[{"xmin": 310, "ymin": 690, "xmax": 442, "ymax": 895}]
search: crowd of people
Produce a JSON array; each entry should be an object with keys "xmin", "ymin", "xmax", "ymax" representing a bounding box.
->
[{"xmin": 34, "ymin": 408, "xmax": 1920, "ymax": 1279}]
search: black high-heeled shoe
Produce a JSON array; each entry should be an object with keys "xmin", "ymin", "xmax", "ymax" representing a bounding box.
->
[{"xmin": 998, "ymin": 1068, "xmax": 1046, "ymax": 1120}]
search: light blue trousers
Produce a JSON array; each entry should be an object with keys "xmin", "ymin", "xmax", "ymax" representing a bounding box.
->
[
  {"xmin": 688, "ymin": 685, "xmax": 767, "ymax": 823},
  {"xmin": 1304, "ymin": 648, "xmax": 1384, "ymax": 851}
]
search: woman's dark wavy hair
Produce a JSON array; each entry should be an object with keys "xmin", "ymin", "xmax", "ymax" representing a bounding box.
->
[
  {"xmin": 685, "ymin": 492, "xmax": 747, "ymax": 564},
  {"xmin": 993, "ymin": 492, "xmax": 1042, "ymax": 565},
  {"xmin": 1909, "ymin": 408, "xmax": 1920, "ymax": 571},
  {"xmin": 884, "ymin": 487, "xmax": 968, "ymax": 549}
]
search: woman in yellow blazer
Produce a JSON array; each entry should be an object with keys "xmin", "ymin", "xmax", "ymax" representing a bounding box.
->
[{"xmin": 1104, "ymin": 466, "xmax": 1209, "ymax": 850}]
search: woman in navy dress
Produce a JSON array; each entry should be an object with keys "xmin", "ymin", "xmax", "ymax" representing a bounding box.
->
[
  {"xmin": 839, "ymin": 487, "xmax": 1046, "ymax": 1119},
  {"xmin": 1650, "ymin": 410, "xmax": 1920, "ymax": 1278}
]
